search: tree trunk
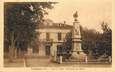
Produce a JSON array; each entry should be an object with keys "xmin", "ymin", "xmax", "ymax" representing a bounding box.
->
[
  {"xmin": 9, "ymin": 46, "xmax": 14, "ymax": 62},
  {"xmin": 9, "ymin": 44, "xmax": 15, "ymax": 62},
  {"xmin": 9, "ymin": 32, "xmax": 17, "ymax": 62},
  {"xmin": 14, "ymin": 48, "xmax": 17, "ymax": 58}
]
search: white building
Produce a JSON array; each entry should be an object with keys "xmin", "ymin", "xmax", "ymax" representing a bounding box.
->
[{"xmin": 35, "ymin": 19, "xmax": 72, "ymax": 59}]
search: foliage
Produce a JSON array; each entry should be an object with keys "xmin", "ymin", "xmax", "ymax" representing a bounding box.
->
[
  {"xmin": 4, "ymin": 2, "xmax": 56, "ymax": 51},
  {"xmin": 80, "ymin": 26, "xmax": 101, "ymax": 56},
  {"xmin": 81, "ymin": 22, "xmax": 112, "ymax": 59},
  {"xmin": 96, "ymin": 22, "xmax": 112, "ymax": 57},
  {"xmin": 63, "ymin": 31, "xmax": 72, "ymax": 59},
  {"xmin": 4, "ymin": 2, "xmax": 56, "ymax": 61}
]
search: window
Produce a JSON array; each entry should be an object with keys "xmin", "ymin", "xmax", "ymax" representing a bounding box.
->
[
  {"xmin": 46, "ymin": 32, "xmax": 50, "ymax": 41},
  {"xmin": 58, "ymin": 32, "xmax": 62, "ymax": 40}
]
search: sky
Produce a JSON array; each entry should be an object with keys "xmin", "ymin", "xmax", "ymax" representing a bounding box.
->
[{"xmin": 45, "ymin": 0, "xmax": 112, "ymax": 32}]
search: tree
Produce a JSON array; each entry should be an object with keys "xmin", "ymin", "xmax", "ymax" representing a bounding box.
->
[
  {"xmin": 80, "ymin": 21, "xmax": 112, "ymax": 60},
  {"xmin": 4, "ymin": 2, "xmax": 56, "ymax": 62},
  {"xmin": 97, "ymin": 22, "xmax": 112, "ymax": 57},
  {"xmin": 63, "ymin": 31, "xmax": 72, "ymax": 59},
  {"xmin": 80, "ymin": 26, "xmax": 101, "ymax": 59}
]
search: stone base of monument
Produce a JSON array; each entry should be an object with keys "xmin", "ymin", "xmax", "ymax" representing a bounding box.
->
[{"xmin": 70, "ymin": 51, "xmax": 86, "ymax": 62}]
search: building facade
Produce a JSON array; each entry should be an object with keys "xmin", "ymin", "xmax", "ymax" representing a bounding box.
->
[{"xmin": 35, "ymin": 19, "xmax": 72, "ymax": 59}]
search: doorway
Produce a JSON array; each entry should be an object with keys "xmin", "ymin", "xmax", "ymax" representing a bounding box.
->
[{"xmin": 45, "ymin": 45, "xmax": 51, "ymax": 56}]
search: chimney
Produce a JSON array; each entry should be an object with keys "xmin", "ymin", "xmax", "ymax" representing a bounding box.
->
[{"xmin": 64, "ymin": 21, "xmax": 66, "ymax": 24}]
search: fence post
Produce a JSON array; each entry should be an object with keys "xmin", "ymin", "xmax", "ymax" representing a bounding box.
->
[
  {"xmin": 85, "ymin": 55, "xmax": 88, "ymax": 63},
  {"xmin": 59, "ymin": 56, "xmax": 62, "ymax": 64},
  {"xmin": 109, "ymin": 56, "xmax": 112, "ymax": 63}
]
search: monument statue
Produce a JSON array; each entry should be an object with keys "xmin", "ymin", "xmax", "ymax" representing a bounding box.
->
[
  {"xmin": 73, "ymin": 11, "xmax": 78, "ymax": 21},
  {"xmin": 71, "ymin": 11, "xmax": 86, "ymax": 61}
]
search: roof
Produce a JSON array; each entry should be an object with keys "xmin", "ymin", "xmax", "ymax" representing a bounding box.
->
[{"xmin": 36, "ymin": 19, "xmax": 73, "ymax": 29}]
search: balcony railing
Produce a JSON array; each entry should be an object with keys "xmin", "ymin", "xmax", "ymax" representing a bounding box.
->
[{"xmin": 45, "ymin": 39, "xmax": 53, "ymax": 46}]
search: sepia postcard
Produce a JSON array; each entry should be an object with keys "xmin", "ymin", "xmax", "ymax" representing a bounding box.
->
[{"xmin": 0, "ymin": 0, "xmax": 114, "ymax": 72}]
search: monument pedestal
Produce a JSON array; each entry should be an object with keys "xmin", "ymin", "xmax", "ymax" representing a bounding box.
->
[
  {"xmin": 71, "ymin": 51, "xmax": 86, "ymax": 61},
  {"xmin": 70, "ymin": 38, "xmax": 86, "ymax": 61}
]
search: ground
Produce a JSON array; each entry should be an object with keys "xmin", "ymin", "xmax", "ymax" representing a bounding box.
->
[{"xmin": 4, "ymin": 56, "xmax": 111, "ymax": 67}]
